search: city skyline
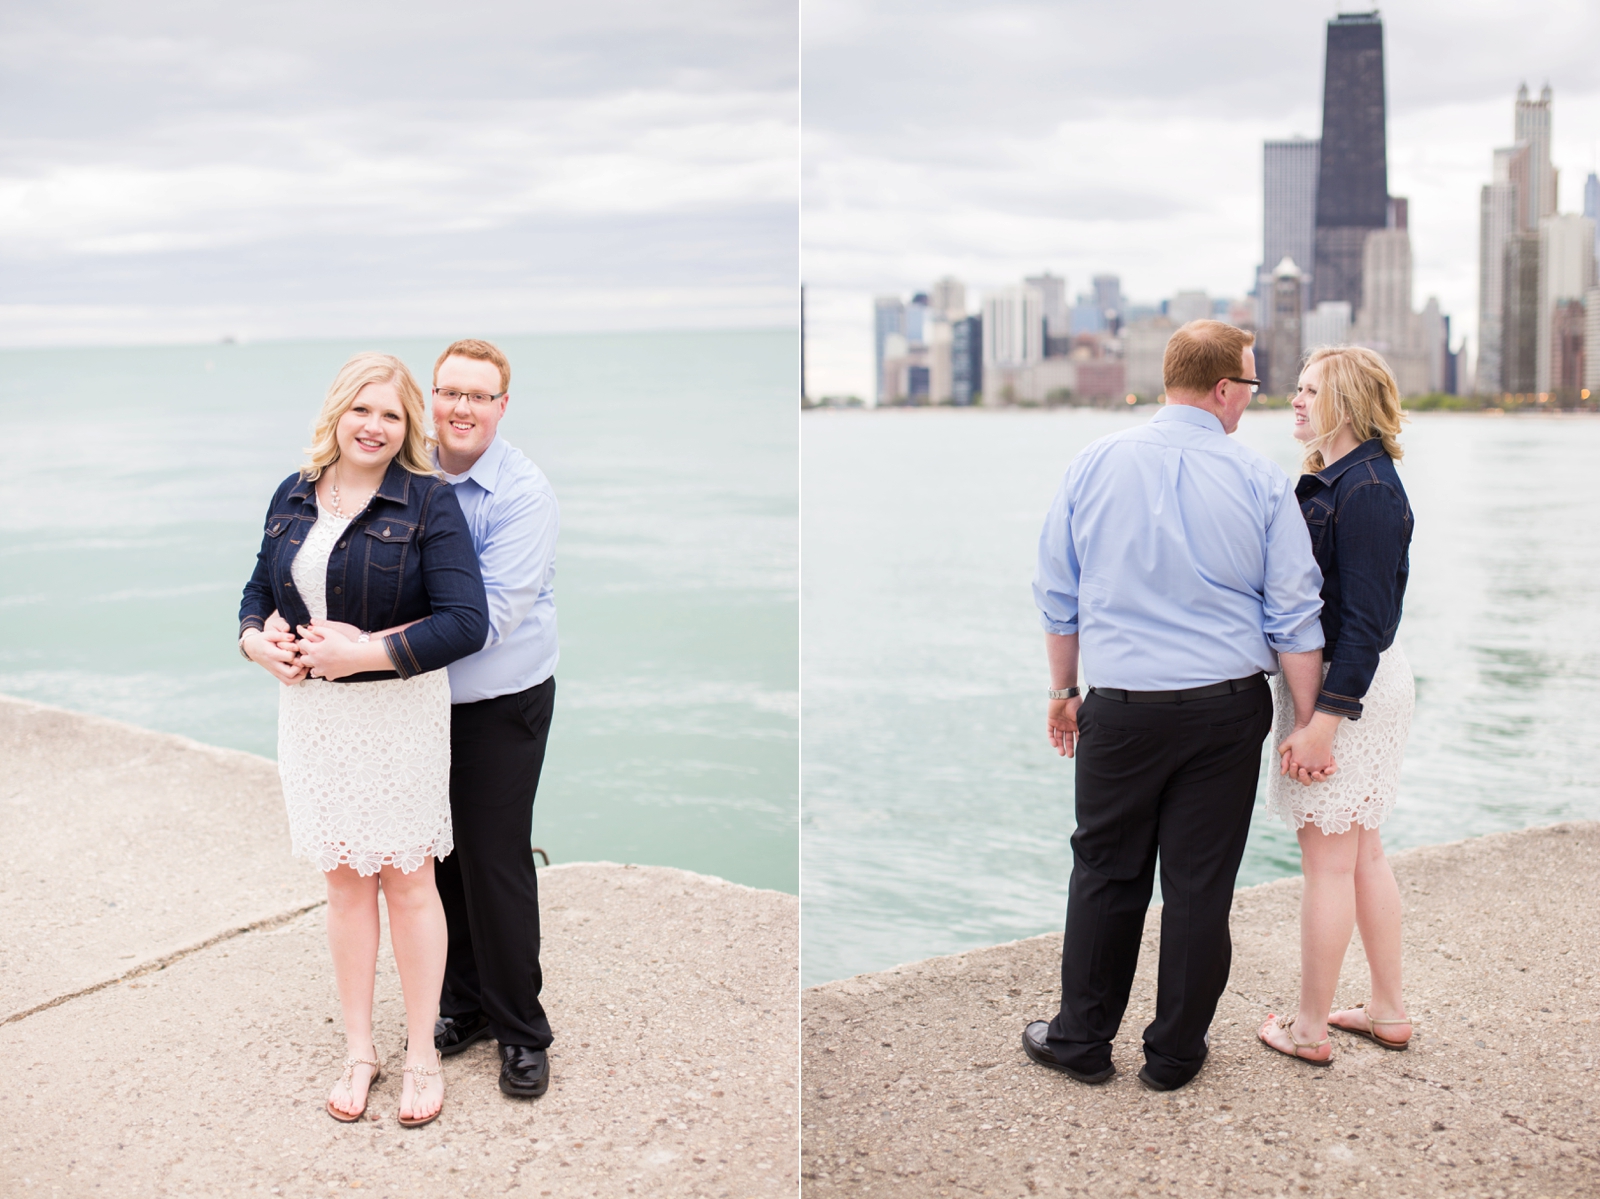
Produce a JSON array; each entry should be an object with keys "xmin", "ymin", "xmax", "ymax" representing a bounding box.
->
[{"xmin": 804, "ymin": 0, "xmax": 1600, "ymax": 400}]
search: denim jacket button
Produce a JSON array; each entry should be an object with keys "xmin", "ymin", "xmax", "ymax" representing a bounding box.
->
[
  {"xmin": 334, "ymin": 586, "xmax": 342, "ymax": 595},
  {"xmin": 338, "ymin": 541, "xmax": 347, "ymax": 549},
  {"xmin": 383, "ymin": 527, "xmax": 392, "ymax": 537}
]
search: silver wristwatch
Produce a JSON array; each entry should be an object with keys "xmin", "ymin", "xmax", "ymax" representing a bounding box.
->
[{"xmin": 1048, "ymin": 687, "xmax": 1081, "ymax": 700}]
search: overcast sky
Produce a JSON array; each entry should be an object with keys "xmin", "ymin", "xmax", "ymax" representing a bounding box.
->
[
  {"xmin": 0, "ymin": 0, "xmax": 797, "ymax": 347},
  {"xmin": 803, "ymin": 0, "xmax": 1600, "ymax": 399}
]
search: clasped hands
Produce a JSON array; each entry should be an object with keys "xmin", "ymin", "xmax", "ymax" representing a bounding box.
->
[
  {"xmin": 1277, "ymin": 711, "xmax": 1340, "ymax": 786},
  {"xmin": 1048, "ymin": 695, "xmax": 1340, "ymax": 786},
  {"xmin": 245, "ymin": 612, "xmax": 367, "ymax": 684}
]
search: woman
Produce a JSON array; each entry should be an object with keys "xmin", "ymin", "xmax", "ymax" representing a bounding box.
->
[
  {"xmin": 239, "ymin": 353, "xmax": 488, "ymax": 1125},
  {"xmin": 1257, "ymin": 345, "xmax": 1415, "ymax": 1065}
]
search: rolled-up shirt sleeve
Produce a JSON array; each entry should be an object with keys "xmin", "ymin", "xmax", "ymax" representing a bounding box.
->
[
  {"xmin": 1033, "ymin": 474, "xmax": 1081, "ymax": 635},
  {"xmin": 1261, "ymin": 478, "xmax": 1326, "ymax": 656}
]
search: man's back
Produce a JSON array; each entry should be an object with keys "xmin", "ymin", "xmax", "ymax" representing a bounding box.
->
[{"xmin": 1034, "ymin": 403, "xmax": 1323, "ymax": 690}]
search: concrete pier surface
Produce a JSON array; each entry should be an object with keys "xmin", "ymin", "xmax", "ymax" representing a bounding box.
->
[
  {"xmin": 803, "ymin": 822, "xmax": 1600, "ymax": 1198},
  {"xmin": 1, "ymin": 695, "xmax": 798, "ymax": 1197}
]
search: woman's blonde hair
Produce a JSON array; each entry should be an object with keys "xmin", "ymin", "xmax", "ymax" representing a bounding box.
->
[
  {"xmin": 301, "ymin": 353, "xmax": 436, "ymax": 481},
  {"xmin": 1299, "ymin": 345, "xmax": 1406, "ymax": 473}
]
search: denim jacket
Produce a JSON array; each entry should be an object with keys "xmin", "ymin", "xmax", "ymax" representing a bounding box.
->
[
  {"xmin": 239, "ymin": 458, "xmax": 489, "ymax": 683},
  {"xmin": 1296, "ymin": 438, "xmax": 1412, "ymax": 719}
]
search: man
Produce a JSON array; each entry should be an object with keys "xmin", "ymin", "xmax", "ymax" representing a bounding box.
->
[
  {"xmin": 1021, "ymin": 320, "xmax": 1329, "ymax": 1092},
  {"xmin": 426, "ymin": 338, "xmax": 560, "ymax": 1099}
]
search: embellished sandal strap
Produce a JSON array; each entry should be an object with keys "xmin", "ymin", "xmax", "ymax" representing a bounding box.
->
[
  {"xmin": 1353, "ymin": 1002, "xmax": 1412, "ymax": 1027},
  {"xmin": 1275, "ymin": 1012, "xmax": 1330, "ymax": 1054}
]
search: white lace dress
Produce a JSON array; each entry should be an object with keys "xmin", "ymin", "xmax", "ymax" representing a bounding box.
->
[
  {"xmin": 277, "ymin": 505, "xmax": 453, "ymax": 875},
  {"xmin": 1265, "ymin": 643, "xmax": 1414, "ymax": 835}
]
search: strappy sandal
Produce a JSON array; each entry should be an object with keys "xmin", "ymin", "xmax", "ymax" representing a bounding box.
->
[
  {"xmin": 398, "ymin": 1050, "xmax": 444, "ymax": 1128},
  {"xmin": 1257, "ymin": 1012, "xmax": 1333, "ymax": 1066},
  {"xmin": 1331, "ymin": 1003, "xmax": 1411, "ymax": 1050},
  {"xmin": 326, "ymin": 1051, "xmax": 383, "ymax": 1123}
]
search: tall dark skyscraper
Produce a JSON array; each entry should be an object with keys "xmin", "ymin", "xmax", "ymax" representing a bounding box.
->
[{"xmin": 1313, "ymin": 12, "xmax": 1389, "ymax": 311}]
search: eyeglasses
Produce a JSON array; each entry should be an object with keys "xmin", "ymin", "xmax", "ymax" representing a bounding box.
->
[
  {"xmin": 1223, "ymin": 377, "xmax": 1262, "ymax": 395},
  {"xmin": 433, "ymin": 387, "xmax": 506, "ymax": 406}
]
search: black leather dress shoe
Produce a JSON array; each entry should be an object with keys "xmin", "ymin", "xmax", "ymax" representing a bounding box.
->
[
  {"xmin": 1137, "ymin": 1065, "xmax": 1185, "ymax": 1092},
  {"xmin": 1020, "ymin": 1021, "xmax": 1116, "ymax": 1084},
  {"xmin": 434, "ymin": 1011, "xmax": 492, "ymax": 1057},
  {"xmin": 499, "ymin": 1043, "xmax": 550, "ymax": 1098}
]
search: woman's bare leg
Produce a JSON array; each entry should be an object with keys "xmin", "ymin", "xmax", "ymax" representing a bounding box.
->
[
  {"xmin": 1331, "ymin": 826, "xmax": 1411, "ymax": 1040},
  {"xmin": 325, "ymin": 864, "xmax": 382, "ymax": 1116},
  {"xmin": 381, "ymin": 857, "xmax": 448, "ymax": 1121},
  {"xmin": 1260, "ymin": 823, "xmax": 1360, "ymax": 1058}
]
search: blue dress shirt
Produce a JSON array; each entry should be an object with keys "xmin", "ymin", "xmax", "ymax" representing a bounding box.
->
[
  {"xmin": 437, "ymin": 435, "xmax": 560, "ymax": 704},
  {"xmin": 1033, "ymin": 404, "xmax": 1324, "ymax": 690}
]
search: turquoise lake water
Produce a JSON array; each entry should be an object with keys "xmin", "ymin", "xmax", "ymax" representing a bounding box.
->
[
  {"xmin": 801, "ymin": 407, "xmax": 1600, "ymax": 985},
  {"xmin": 0, "ymin": 330, "xmax": 798, "ymax": 893}
]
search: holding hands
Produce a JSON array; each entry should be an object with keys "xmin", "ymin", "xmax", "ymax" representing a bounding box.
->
[{"xmin": 1277, "ymin": 710, "xmax": 1340, "ymax": 786}]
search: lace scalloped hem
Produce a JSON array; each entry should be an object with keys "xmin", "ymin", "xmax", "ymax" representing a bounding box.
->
[
  {"xmin": 1271, "ymin": 797, "xmax": 1396, "ymax": 837},
  {"xmin": 1264, "ymin": 643, "xmax": 1413, "ymax": 836},
  {"xmin": 296, "ymin": 838, "xmax": 454, "ymax": 877}
]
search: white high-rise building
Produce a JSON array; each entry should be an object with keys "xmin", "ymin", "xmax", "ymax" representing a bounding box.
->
[
  {"xmin": 929, "ymin": 277, "xmax": 967, "ymax": 321},
  {"xmin": 982, "ymin": 285, "xmax": 1045, "ymax": 370},
  {"xmin": 1478, "ymin": 145, "xmax": 1523, "ymax": 393},
  {"xmin": 1351, "ymin": 229, "xmax": 1434, "ymax": 395},
  {"xmin": 1513, "ymin": 84, "xmax": 1557, "ymax": 228},
  {"xmin": 1536, "ymin": 214, "xmax": 1597, "ymax": 393},
  {"xmin": 1024, "ymin": 273, "xmax": 1068, "ymax": 337},
  {"xmin": 1261, "ymin": 137, "xmax": 1320, "ymax": 326}
]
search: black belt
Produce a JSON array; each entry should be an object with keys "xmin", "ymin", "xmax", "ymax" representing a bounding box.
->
[{"xmin": 1090, "ymin": 673, "xmax": 1266, "ymax": 704}]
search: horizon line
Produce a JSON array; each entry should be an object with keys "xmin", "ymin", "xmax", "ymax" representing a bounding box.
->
[{"xmin": 0, "ymin": 323, "xmax": 799, "ymax": 355}]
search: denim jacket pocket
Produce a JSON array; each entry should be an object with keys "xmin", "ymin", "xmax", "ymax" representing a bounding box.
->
[
  {"xmin": 360, "ymin": 519, "xmax": 416, "ymax": 627},
  {"xmin": 1301, "ymin": 497, "xmax": 1334, "ymax": 552}
]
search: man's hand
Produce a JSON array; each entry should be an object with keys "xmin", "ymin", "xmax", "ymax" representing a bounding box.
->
[
  {"xmin": 1047, "ymin": 696, "xmax": 1083, "ymax": 758},
  {"xmin": 295, "ymin": 620, "xmax": 366, "ymax": 682},
  {"xmin": 1277, "ymin": 711, "xmax": 1340, "ymax": 785},
  {"xmin": 242, "ymin": 628, "xmax": 307, "ymax": 685}
]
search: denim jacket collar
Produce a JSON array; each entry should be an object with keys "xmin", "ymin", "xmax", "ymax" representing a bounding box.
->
[
  {"xmin": 1311, "ymin": 437, "xmax": 1387, "ymax": 487},
  {"xmin": 284, "ymin": 457, "xmax": 416, "ymax": 505}
]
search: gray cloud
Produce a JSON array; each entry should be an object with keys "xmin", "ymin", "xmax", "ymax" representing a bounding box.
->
[{"xmin": 0, "ymin": 0, "xmax": 797, "ymax": 345}]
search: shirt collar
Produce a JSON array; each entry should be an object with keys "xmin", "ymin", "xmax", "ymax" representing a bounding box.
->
[
  {"xmin": 436, "ymin": 433, "xmax": 507, "ymax": 493},
  {"xmin": 1313, "ymin": 437, "xmax": 1387, "ymax": 485},
  {"xmin": 1150, "ymin": 403, "xmax": 1225, "ymax": 436}
]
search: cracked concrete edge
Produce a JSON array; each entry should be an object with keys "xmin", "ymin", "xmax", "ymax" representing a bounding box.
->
[
  {"xmin": 1, "ymin": 899, "xmax": 329, "ymax": 1027},
  {"xmin": 803, "ymin": 819, "xmax": 1599, "ymax": 993},
  {"xmin": 4, "ymin": 860, "xmax": 798, "ymax": 1029}
]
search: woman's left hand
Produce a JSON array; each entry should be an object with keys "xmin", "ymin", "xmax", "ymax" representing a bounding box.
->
[{"xmin": 296, "ymin": 620, "xmax": 365, "ymax": 681}]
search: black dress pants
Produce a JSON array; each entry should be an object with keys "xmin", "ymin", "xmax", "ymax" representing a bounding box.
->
[
  {"xmin": 1045, "ymin": 681, "xmax": 1271, "ymax": 1088},
  {"xmin": 436, "ymin": 677, "xmax": 555, "ymax": 1050}
]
